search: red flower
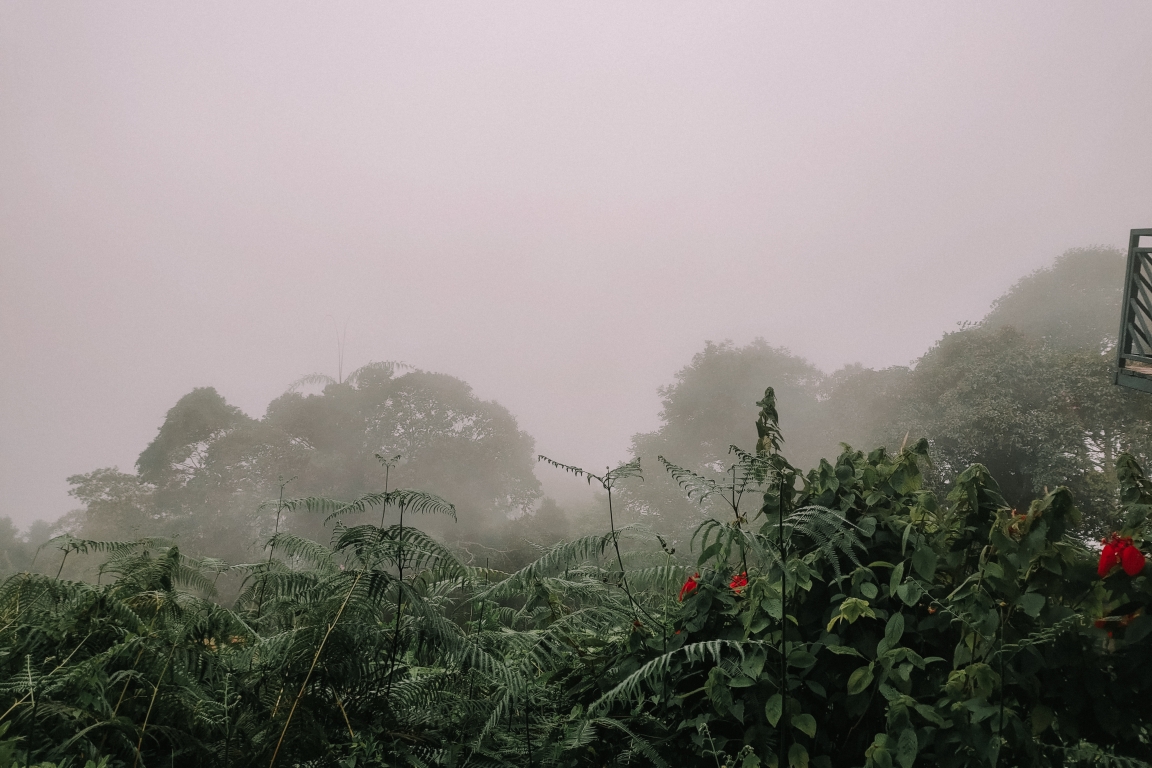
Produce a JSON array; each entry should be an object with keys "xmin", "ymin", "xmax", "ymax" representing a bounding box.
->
[
  {"xmin": 729, "ymin": 572, "xmax": 748, "ymax": 593},
  {"xmin": 1122, "ymin": 545, "xmax": 1147, "ymax": 577},
  {"xmin": 1098, "ymin": 533, "xmax": 1148, "ymax": 578},
  {"xmin": 1099, "ymin": 541, "xmax": 1120, "ymax": 577},
  {"xmin": 679, "ymin": 573, "xmax": 699, "ymax": 601},
  {"xmin": 1098, "ymin": 533, "xmax": 1133, "ymax": 578}
]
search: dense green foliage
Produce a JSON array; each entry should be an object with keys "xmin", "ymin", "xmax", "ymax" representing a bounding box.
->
[{"xmin": 3, "ymin": 390, "xmax": 1151, "ymax": 768}]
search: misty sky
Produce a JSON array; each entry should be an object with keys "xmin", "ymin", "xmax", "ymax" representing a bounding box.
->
[{"xmin": 2, "ymin": 3, "xmax": 1151, "ymax": 529}]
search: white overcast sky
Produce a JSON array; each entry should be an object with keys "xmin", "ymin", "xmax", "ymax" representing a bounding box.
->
[{"xmin": 2, "ymin": 2, "xmax": 1151, "ymax": 528}]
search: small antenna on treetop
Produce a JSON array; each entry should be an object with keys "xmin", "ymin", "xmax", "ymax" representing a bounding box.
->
[{"xmin": 326, "ymin": 315, "xmax": 350, "ymax": 384}]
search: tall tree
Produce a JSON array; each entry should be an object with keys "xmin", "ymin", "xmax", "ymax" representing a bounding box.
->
[
  {"xmin": 620, "ymin": 339, "xmax": 825, "ymax": 539},
  {"xmin": 980, "ymin": 245, "xmax": 1125, "ymax": 350}
]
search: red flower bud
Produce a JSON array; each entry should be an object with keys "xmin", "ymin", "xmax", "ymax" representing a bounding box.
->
[
  {"xmin": 679, "ymin": 573, "xmax": 700, "ymax": 601},
  {"xmin": 1121, "ymin": 545, "xmax": 1146, "ymax": 577},
  {"xmin": 729, "ymin": 572, "xmax": 748, "ymax": 593},
  {"xmin": 1099, "ymin": 542, "xmax": 1120, "ymax": 578}
]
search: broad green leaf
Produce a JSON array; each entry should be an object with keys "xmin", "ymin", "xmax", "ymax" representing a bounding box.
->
[
  {"xmin": 913, "ymin": 703, "xmax": 946, "ymax": 727},
  {"xmin": 765, "ymin": 693, "xmax": 783, "ymax": 727},
  {"xmin": 1031, "ymin": 704, "xmax": 1054, "ymax": 735},
  {"xmin": 750, "ymin": 615, "xmax": 773, "ymax": 634},
  {"xmin": 901, "ymin": 521, "xmax": 914, "ymax": 555},
  {"xmin": 847, "ymin": 664, "xmax": 874, "ymax": 695},
  {"xmin": 788, "ymin": 649, "xmax": 817, "ymax": 669},
  {"xmin": 889, "ymin": 562, "xmax": 905, "ymax": 595},
  {"xmin": 896, "ymin": 581, "xmax": 922, "ymax": 606},
  {"xmin": 788, "ymin": 742, "xmax": 810, "ymax": 768},
  {"xmin": 884, "ymin": 613, "xmax": 905, "ymax": 648},
  {"xmin": 966, "ymin": 698, "xmax": 1000, "ymax": 723},
  {"xmin": 1018, "ymin": 592, "xmax": 1045, "ymax": 618},
  {"xmin": 792, "ymin": 713, "xmax": 817, "ymax": 738},
  {"xmin": 911, "ymin": 546, "xmax": 937, "ymax": 580},
  {"xmin": 805, "ymin": 679, "xmax": 827, "ymax": 698},
  {"xmin": 896, "ymin": 727, "xmax": 918, "ymax": 768},
  {"xmin": 705, "ymin": 666, "xmax": 733, "ymax": 712},
  {"xmin": 861, "ymin": 582, "xmax": 878, "ymax": 599},
  {"xmin": 697, "ymin": 541, "xmax": 723, "ymax": 566},
  {"xmin": 741, "ymin": 648, "xmax": 767, "ymax": 679},
  {"xmin": 827, "ymin": 597, "xmax": 877, "ymax": 631},
  {"xmin": 826, "ymin": 644, "xmax": 864, "ymax": 657}
]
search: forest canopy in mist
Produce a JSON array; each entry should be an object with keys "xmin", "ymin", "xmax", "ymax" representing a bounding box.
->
[
  {"xmin": 5, "ymin": 243, "xmax": 1152, "ymax": 768},
  {"xmin": 3, "ymin": 245, "xmax": 1147, "ymax": 578}
]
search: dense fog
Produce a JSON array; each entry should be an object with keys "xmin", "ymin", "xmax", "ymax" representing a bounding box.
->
[
  {"xmin": 3, "ymin": 3, "xmax": 1151, "ymax": 544},
  {"xmin": 5, "ymin": 245, "xmax": 1152, "ymax": 579},
  {"xmin": 6, "ymin": 6, "xmax": 1152, "ymax": 767},
  {"xmin": 1, "ymin": 3, "xmax": 1151, "ymax": 577}
]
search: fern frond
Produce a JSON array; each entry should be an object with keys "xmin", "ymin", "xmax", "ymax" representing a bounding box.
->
[
  {"xmin": 590, "ymin": 639, "xmax": 774, "ymax": 713},
  {"xmin": 323, "ymin": 489, "xmax": 456, "ymax": 523},
  {"xmin": 264, "ymin": 534, "xmax": 335, "ymax": 569},
  {"xmin": 345, "ymin": 361, "xmax": 413, "ymax": 386},
  {"xmin": 287, "ymin": 372, "xmax": 337, "ymax": 391},
  {"xmin": 658, "ymin": 457, "xmax": 721, "ymax": 502},
  {"xmin": 538, "ymin": 456, "xmax": 642, "ymax": 490}
]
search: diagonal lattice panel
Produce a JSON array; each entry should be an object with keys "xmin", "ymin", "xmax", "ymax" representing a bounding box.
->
[
  {"xmin": 1115, "ymin": 228, "xmax": 1152, "ymax": 392},
  {"xmin": 1127, "ymin": 256, "xmax": 1152, "ymax": 355}
]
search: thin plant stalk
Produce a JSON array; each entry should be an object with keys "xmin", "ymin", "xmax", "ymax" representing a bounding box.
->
[
  {"xmin": 132, "ymin": 640, "xmax": 179, "ymax": 768},
  {"xmin": 524, "ymin": 689, "xmax": 533, "ymax": 768},
  {"xmin": 604, "ymin": 468, "xmax": 661, "ymax": 637},
  {"xmin": 55, "ymin": 546, "xmax": 70, "ymax": 580},
  {"xmin": 379, "ymin": 462, "xmax": 392, "ymax": 528},
  {"xmin": 778, "ymin": 472, "xmax": 787, "ymax": 768},
  {"xmin": 256, "ymin": 476, "xmax": 293, "ymax": 617},
  {"xmin": 334, "ymin": 689, "xmax": 356, "ymax": 739},
  {"xmin": 732, "ymin": 465, "xmax": 749, "ymax": 578},
  {"xmin": 385, "ymin": 500, "xmax": 405, "ymax": 703},
  {"xmin": 268, "ymin": 571, "xmax": 364, "ymax": 768}
]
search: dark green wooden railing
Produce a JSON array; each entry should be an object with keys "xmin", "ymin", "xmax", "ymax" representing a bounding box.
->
[{"xmin": 1115, "ymin": 227, "xmax": 1152, "ymax": 393}]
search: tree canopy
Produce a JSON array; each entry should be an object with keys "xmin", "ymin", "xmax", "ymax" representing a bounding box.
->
[
  {"xmin": 624, "ymin": 247, "xmax": 1147, "ymax": 541},
  {"xmin": 63, "ymin": 365, "xmax": 541, "ymax": 568},
  {"xmin": 622, "ymin": 340, "xmax": 826, "ymax": 538},
  {"xmin": 980, "ymin": 246, "xmax": 1125, "ymax": 351}
]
